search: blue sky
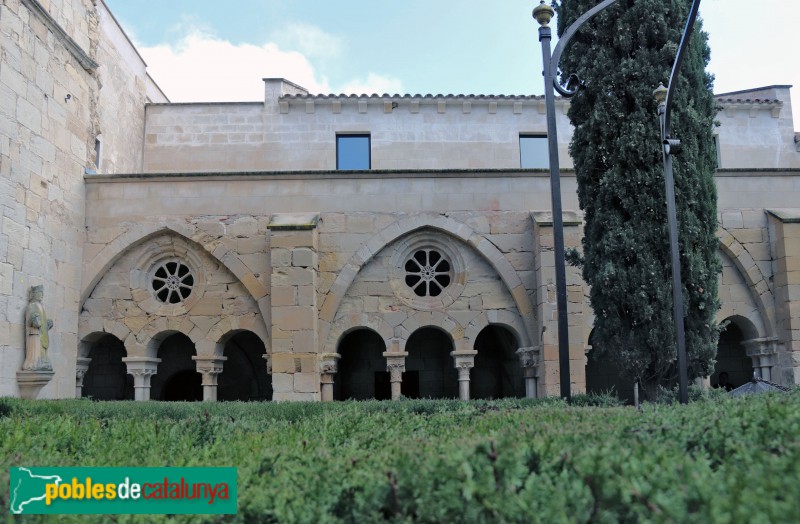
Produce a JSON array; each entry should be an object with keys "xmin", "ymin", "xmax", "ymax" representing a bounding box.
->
[{"xmin": 104, "ymin": 0, "xmax": 798, "ymax": 129}]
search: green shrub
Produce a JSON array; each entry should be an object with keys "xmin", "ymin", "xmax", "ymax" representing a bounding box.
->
[{"xmin": 1, "ymin": 393, "xmax": 798, "ymax": 523}]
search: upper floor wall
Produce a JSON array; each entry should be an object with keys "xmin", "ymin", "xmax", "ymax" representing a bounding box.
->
[{"xmin": 141, "ymin": 78, "xmax": 800, "ymax": 174}]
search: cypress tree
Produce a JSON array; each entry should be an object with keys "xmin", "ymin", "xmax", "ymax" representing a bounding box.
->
[{"xmin": 555, "ymin": 0, "xmax": 721, "ymax": 392}]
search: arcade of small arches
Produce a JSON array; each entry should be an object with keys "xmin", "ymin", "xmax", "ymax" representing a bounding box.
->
[
  {"xmin": 75, "ymin": 322, "xmax": 537, "ymax": 402},
  {"xmin": 76, "ymin": 329, "xmax": 272, "ymax": 402}
]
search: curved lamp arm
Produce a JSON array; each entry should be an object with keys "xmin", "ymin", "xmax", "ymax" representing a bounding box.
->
[
  {"xmin": 663, "ymin": 0, "xmax": 702, "ymax": 138},
  {"xmin": 549, "ymin": 0, "xmax": 619, "ymax": 97}
]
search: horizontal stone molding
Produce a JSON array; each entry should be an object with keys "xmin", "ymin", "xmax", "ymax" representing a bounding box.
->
[{"xmin": 21, "ymin": 0, "xmax": 99, "ymax": 70}]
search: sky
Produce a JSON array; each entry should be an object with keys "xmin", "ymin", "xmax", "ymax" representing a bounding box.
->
[{"xmin": 104, "ymin": 0, "xmax": 799, "ymax": 130}]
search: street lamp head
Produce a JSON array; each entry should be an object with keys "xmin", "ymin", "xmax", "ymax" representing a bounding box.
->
[
  {"xmin": 533, "ymin": 1, "xmax": 555, "ymax": 27},
  {"xmin": 653, "ymin": 83, "xmax": 668, "ymax": 105}
]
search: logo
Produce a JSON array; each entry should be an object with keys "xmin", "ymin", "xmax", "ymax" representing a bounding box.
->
[{"xmin": 9, "ymin": 467, "xmax": 237, "ymax": 515}]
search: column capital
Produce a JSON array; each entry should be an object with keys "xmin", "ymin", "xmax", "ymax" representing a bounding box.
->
[
  {"xmin": 319, "ymin": 352, "xmax": 340, "ymax": 374},
  {"xmin": 76, "ymin": 357, "xmax": 92, "ymax": 380},
  {"xmin": 516, "ymin": 346, "xmax": 542, "ymax": 368},
  {"xmin": 743, "ymin": 337, "xmax": 780, "ymax": 357},
  {"xmin": 192, "ymin": 356, "xmax": 227, "ymax": 375},
  {"xmin": 122, "ymin": 357, "xmax": 161, "ymax": 376}
]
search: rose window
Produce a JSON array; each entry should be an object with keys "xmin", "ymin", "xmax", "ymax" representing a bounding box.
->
[
  {"xmin": 152, "ymin": 260, "xmax": 194, "ymax": 304},
  {"xmin": 404, "ymin": 249, "xmax": 451, "ymax": 297}
]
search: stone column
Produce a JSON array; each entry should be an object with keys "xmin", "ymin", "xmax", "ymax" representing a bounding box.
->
[
  {"xmin": 531, "ymin": 211, "xmax": 586, "ymax": 396},
  {"xmin": 384, "ymin": 353, "xmax": 408, "ymax": 400},
  {"xmin": 319, "ymin": 353, "xmax": 339, "ymax": 402},
  {"xmin": 517, "ymin": 346, "xmax": 541, "ymax": 398},
  {"xmin": 743, "ymin": 337, "xmax": 780, "ymax": 382},
  {"xmin": 268, "ymin": 213, "xmax": 321, "ymax": 401},
  {"xmin": 75, "ymin": 357, "xmax": 91, "ymax": 398},
  {"xmin": 193, "ymin": 356, "xmax": 227, "ymax": 401},
  {"xmin": 452, "ymin": 352, "xmax": 476, "ymax": 400},
  {"xmin": 122, "ymin": 357, "xmax": 161, "ymax": 401},
  {"xmin": 767, "ymin": 210, "xmax": 800, "ymax": 385}
]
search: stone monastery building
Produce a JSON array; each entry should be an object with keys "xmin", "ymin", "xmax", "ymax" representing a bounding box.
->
[{"xmin": 2, "ymin": 0, "xmax": 800, "ymax": 402}]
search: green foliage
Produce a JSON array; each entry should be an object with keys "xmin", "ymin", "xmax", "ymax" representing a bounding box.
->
[
  {"xmin": 555, "ymin": 0, "xmax": 721, "ymax": 388},
  {"xmin": 1, "ymin": 395, "xmax": 799, "ymax": 523}
]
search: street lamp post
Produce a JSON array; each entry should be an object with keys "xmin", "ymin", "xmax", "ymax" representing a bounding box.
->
[
  {"xmin": 533, "ymin": 0, "xmax": 619, "ymax": 399},
  {"xmin": 654, "ymin": 0, "xmax": 703, "ymax": 405}
]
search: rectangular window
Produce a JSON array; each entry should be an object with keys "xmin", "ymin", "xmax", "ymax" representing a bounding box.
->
[
  {"xmin": 336, "ymin": 134, "xmax": 371, "ymax": 170},
  {"xmin": 713, "ymin": 134, "xmax": 721, "ymax": 168},
  {"xmin": 519, "ymin": 134, "xmax": 549, "ymax": 169}
]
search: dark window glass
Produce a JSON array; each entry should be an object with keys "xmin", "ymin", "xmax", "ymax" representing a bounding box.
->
[
  {"xmin": 520, "ymin": 135, "xmax": 549, "ymax": 169},
  {"xmin": 337, "ymin": 134, "xmax": 371, "ymax": 170}
]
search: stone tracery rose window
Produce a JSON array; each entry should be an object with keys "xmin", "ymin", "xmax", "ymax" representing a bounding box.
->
[
  {"xmin": 152, "ymin": 260, "xmax": 194, "ymax": 304},
  {"xmin": 404, "ymin": 249, "xmax": 451, "ymax": 297}
]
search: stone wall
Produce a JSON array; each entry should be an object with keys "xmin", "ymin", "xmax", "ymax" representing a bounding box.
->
[
  {"xmin": 0, "ymin": 0, "xmax": 97, "ymax": 397},
  {"xmin": 0, "ymin": 0, "xmax": 171, "ymax": 397},
  {"xmin": 142, "ymin": 79, "xmax": 576, "ymax": 173}
]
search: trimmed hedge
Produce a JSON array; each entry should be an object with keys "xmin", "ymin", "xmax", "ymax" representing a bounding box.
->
[{"xmin": 1, "ymin": 392, "xmax": 798, "ymax": 523}]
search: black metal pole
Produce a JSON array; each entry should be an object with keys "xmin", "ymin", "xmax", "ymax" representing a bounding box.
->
[
  {"xmin": 658, "ymin": 103, "xmax": 689, "ymax": 404},
  {"xmin": 533, "ymin": 0, "xmax": 619, "ymax": 400},
  {"xmin": 538, "ymin": 21, "xmax": 571, "ymax": 400},
  {"xmin": 655, "ymin": 0, "xmax": 702, "ymax": 405}
]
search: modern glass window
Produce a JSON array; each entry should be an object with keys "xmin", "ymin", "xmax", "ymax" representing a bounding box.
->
[
  {"xmin": 336, "ymin": 134, "xmax": 371, "ymax": 170},
  {"xmin": 519, "ymin": 134, "xmax": 549, "ymax": 169}
]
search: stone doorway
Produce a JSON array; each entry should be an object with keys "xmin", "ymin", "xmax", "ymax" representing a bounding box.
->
[
  {"xmin": 472, "ymin": 325, "xmax": 524, "ymax": 399},
  {"xmin": 333, "ymin": 329, "xmax": 388, "ymax": 400},
  {"xmin": 150, "ymin": 333, "xmax": 201, "ymax": 401},
  {"xmin": 404, "ymin": 327, "xmax": 457, "ymax": 399},
  {"xmin": 82, "ymin": 334, "xmax": 133, "ymax": 400},
  {"xmin": 162, "ymin": 370, "xmax": 202, "ymax": 401},
  {"xmin": 712, "ymin": 320, "xmax": 754, "ymax": 390},
  {"xmin": 218, "ymin": 331, "xmax": 272, "ymax": 401}
]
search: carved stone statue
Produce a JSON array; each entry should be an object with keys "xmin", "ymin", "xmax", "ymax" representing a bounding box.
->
[{"xmin": 23, "ymin": 285, "xmax": 53, "ymax": 371}]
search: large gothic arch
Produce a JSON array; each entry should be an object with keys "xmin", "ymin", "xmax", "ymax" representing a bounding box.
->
[
  {"xmin": 81, "ymin": 223, "xmax": 267, "ymax": 307},
  {"xmin": 318, "ymin": 215, "xmax": 536, "ymax": 350}
]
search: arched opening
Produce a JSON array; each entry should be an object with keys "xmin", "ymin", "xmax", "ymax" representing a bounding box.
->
[
  {"xmin": 150, "ymin": 332, "xmax": 201, "ymax": 401},
  {"xmin": 82, "ymin": 334, "xmax": 133, "ymax": 400},
  {"xmin": 472, "ymin": 325, "xmax": 524, "ymax": 399},
  {"xmin": 218, "ymin": 331, "xmax": 272, "ymax": 401},
  {"xmin": 585, "ymin": 330, "xmax": 635, "ymax": 404},
  {"xmin": 333, "ymin": 329, "xmax": 388, "ymax": 401},
  {"xmin": 712, "ymin": 319, "xmax": 755, "ymax": 390},
  {"xmin": 404, "ymin": 327, "xmax": 458, "ymax": 399},
  {"xmin": 162, "ymin": 370, "xmax": 202, "ymax": 401}
]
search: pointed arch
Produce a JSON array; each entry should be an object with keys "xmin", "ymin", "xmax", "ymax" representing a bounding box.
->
[
  {"xmin": 717, "ymin": 226, "xmax": 774, "ymax": 338},
  {"xmin": 81, "ymin": 222, "xmax": 267, "ymax": 307},
  {"xmin": 319, "ymin": 214, "xmax": 536, "ymax": 349}
]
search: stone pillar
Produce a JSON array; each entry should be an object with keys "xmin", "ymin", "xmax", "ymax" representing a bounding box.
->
[
  {"xmin": 743, "ymin": 337, "xmax": 780, "ymax": 382},
  {"xmin": 517, "ymin": 346, "xmax": 541, "ymax": 398},
  {"xmin": 122, "ymin": 357, "xmax": 161, "ymax": 401},
  {"xmin": 384, "ymin": 353, "xmax": 408, "ymax": 400},
  {"xmin": 452, "ymin": 352, "xmax": 476, "ymax": 400},
  {"xmin": 531, "ymin": 211, "xmax": 586, "ymax": 396},
  {"xmin": 75, "ymin": 357, "xmax": 91, "ymax": 398},
  {"xmin": 193, "ymin": 356, "xmax": 227, "ymax": 401},
  {"xmin": 319, "ymin": 353, "xmax": 339, "ymax": 402},
  {"xmin": 268, "ymin": 213, "xmax": 321, "ymax": 401},
  {"xmin": 767, "ymin": 210, "xmax": 800, "ymax": 385}
]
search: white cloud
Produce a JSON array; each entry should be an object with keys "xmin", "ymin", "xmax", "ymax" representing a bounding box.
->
[
  {"xmin": 271, "ymin": 23, "xmax": 343, "ymax": 62},
  {"xmin": 338, "ymin": 73, "xmax": 404, "ymax": 95},
  {"xmin": 140, "ymin": 31, "xmax": 332, "ymax": 102}
]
